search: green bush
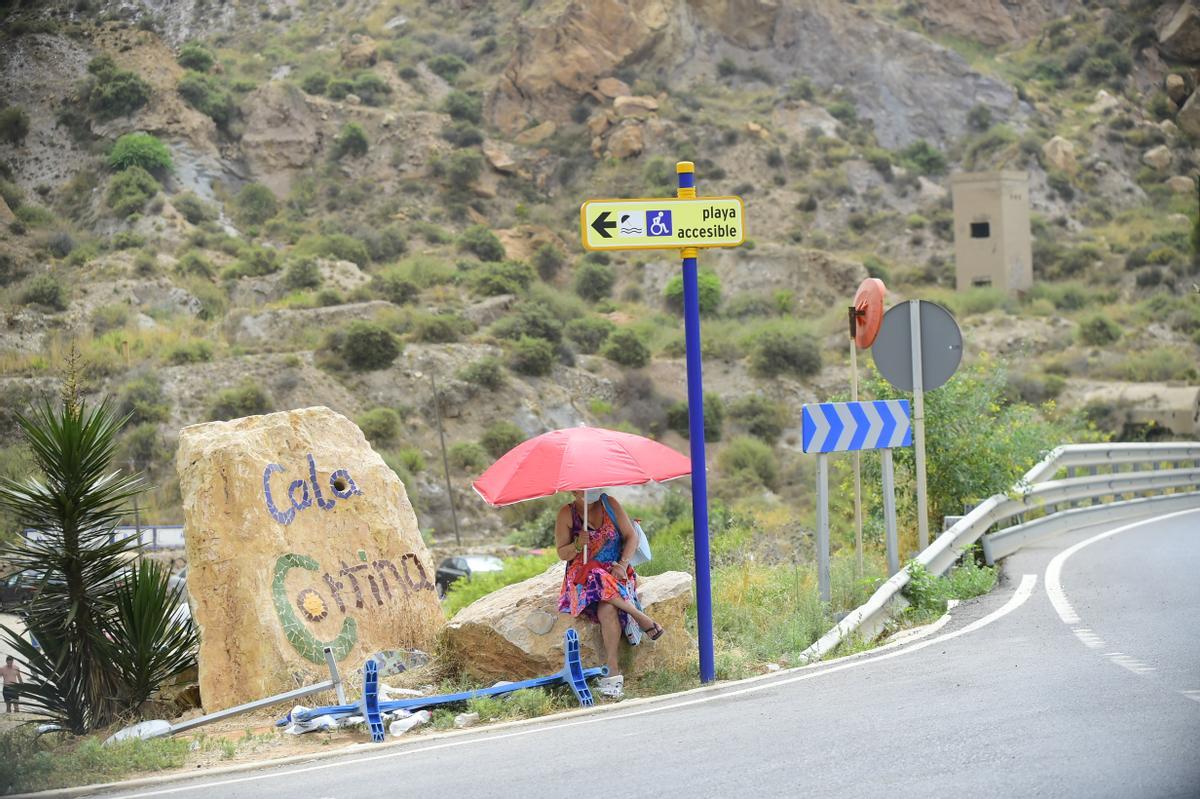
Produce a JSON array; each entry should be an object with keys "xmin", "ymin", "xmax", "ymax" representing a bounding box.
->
[
  {"xmin": 444, "ymin": 150, "xmax": 483, "ymax": 193},
  {"xmin": 966, "ymin": 104, "xmax": 993, "ymax": 132},
  {"xmin": 898, "ymin": 139, "xmax": 947, "ymax": 176},
  {"xmin": 352, "ymin": 71, "xmax": 392, "ymax": 106},
  {"xmin": 332, "ymin": 122, "xmax": 369, "ymax": 160},
  {"xmin": 207, "ymin": 382, "xmax": 273, "ymax": 421},
  {"xmin": 728, "ymin": 395, "xmax": 787, "ymax": 443},
  {"xmin": 372, "ymin": 270, "xmax": 419, "ymax": 305},
  {"xmin": 324, "ymin": 320, "xmax": 400, "ymax": 371},
  {"xmin": 448, "ymin": 441, "xmax": 488, "ymax": 471},
  {"xmin": 413, "ymin": 313, "xmax": 464, "ymax": 343},
  {"xmin": 427, "ymin": 54, "xmax": 468, "ymax": 82},
  {"xmin": 91, "ymin": 303, "xmax": 128, "ymax": 334},
  {"xmin": 508, "ymin": 336, "xmax": 556, "ymax": 376},
  {"xmin": 574, "ymin": 261, "xmax": 615, "ymax": 302},
  {"xmin": 491, "ymin": 303, "xmax": 561, "ymax": 343},
  {"xmin": 1078, "ymin": 314, "xmax": 1121, "ymax": 346},
  {"xmin": 225, "ymin": 245, "xmax": 279, "ymax": 278},
  {"xmin": 233, "ymin": 183, "xmax": 278, "ymax": 226},
  {"xmin": 175, "ymin": 251, "xmax": 214, "ymax": 278},
  {"xmin": 164, "ymin": 339, "xmax": 213, "ymax": 365},
  {"xmin": 441, "ymin": 121, "xmax": 483, "ymax": 148},
  {"xmin": 357, "ymin": 407, "xmax": 400, "ymax": 446},
  {"xmin": 458, "ymin": 357, "xmax": 506, "ymax": 390},
  {"xmin": 173, "ymin": 192, "xmax": 215, "ymax": 224},
  {"xmin": 300, "ymin": 71, "xmax": 329, "ymax": 95},
  {"xmin": 717, "ymin": 436, "xmax": 778, "ymax": 491},
  {"xmin": 749, "ymin": 325, "xmax": 821, "ymax": 378},
  {"xmin": 177, "ymin": 42, "xmax": 214, "ymax": 72},
  {"xmin": 108, "ymin": 133, "xmax": 173, "ymax": 174},
  {"xmin": 21, "ymin": 274, "xmax": 67, "ymax": 310},
  {"xmin": 0, "ymin": 107, "xmax": 30, "ymax": 146},
  {"xmin": 663, "ymin": 270, "xmax": 722, "ymax": 314},
  {"xmin": 480, "ymin": 420, "xmax": 525, "ymax": 458},
  {"xmin": 459, "ymin": 225, "xmax": 505, "ymax": 262},
  {"xmin": 327, "ymin": 77, "xmax": 354, "ymax": 99},
  {"xmin": 443, "ymin": 91, "xmax": 482, "ymax": 124},
  {"xmin": 106, "ymin": 166, "xmax": 160, "ymax": 217},
  {"xmin": 602, "ymin": 328, "xmax": 650, "ymax": 368},
  {"xmin": 471, "ymin": 260, "xmax": 535, "ymax": 296},
  {"xmin": 177, "ymin": 71, "xmax": 235, "ymax": 124},
  {"xmin": 564, "ymin": 316, "xmax": 614, "ymax": 353},
  {"xmin": 360, "ymin": 224, "xmax": 407, "ymax": 262},
  {"xmin": 86, "ymin": 56, "xmax": 152, "ymax": 120},
  {"xmin": 532, "ymin": 243, "xmax": 565, "ymax": 281},
  {"xmin": 666, "ymin": 393, "xmax": 724, "ymax": 441},
  {"xmin": 295, "ymin": 233, "xmax": 370, "ymax": 267},
  {"xmin": 117, "ymin": 375, "xmax": 170, "ymax": 424},
  {"xmin": 283, "ymin": 258, "xmax": 321, "ymax": 290}
]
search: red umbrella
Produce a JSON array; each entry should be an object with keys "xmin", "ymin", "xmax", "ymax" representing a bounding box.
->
[{"xmin": 471, "ymin": 426, "xmax": 691, "ymax": 507}]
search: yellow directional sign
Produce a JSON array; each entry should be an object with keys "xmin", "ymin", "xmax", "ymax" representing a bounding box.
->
[{"xmin": 579, "ymin": 196, "xmax": 745, "ymax": 251}]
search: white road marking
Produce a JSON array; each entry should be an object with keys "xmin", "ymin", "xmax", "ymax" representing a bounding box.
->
[
  {"xmin": 96, "ymin": 578, "xmax": 1039, "ymax": 799},
  {"xmin": 1044, "ymin": 508, "xmax": 1200, "ymax": 691}
]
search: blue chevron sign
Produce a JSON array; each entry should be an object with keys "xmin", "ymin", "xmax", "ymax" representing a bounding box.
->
[{"xmin": 801, "ymin": 400, "xmax": 912, "ymax": 453}]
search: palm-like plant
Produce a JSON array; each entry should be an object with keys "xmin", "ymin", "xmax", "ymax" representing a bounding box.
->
[
  {"xmin": 106, "ymin": 560, "xmax": 198, "ymax": 710},
  {"xmin": 0, "ymin": 385, "xmax": 194, "ymax": 733}
]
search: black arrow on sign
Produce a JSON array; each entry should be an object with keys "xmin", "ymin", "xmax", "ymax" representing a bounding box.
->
[{"xmin": 591, "ymin": 210, "xmax": 616, "ymax": 239}]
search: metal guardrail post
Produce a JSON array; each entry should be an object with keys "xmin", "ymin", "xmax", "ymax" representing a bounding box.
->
[
  {"xmin": 324, "ymin": 645, "xmax": 346, "ymax": 704},
  {"xmin": 816, "ymin": 454, "xmax": 830, "ymax": 603}
]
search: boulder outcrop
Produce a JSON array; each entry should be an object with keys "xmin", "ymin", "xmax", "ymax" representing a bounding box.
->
[
  {"xmin": 442, "ymin": 566, "xmax": 694, "ymax": 682},
  {"xmin": 177, "ymin": 407, "xmax": 443, "ymax": 711},
  {"xmin": 1158, "ymin": 1, "xmax": 1200, "ymax": 62},
  {"xmin": 240, "ymin": 82, "xmax": 321, "ymax": 196},
  {"xmin": 1043, "ymin": 136, "xmax": 1077, "ymax": 173}
]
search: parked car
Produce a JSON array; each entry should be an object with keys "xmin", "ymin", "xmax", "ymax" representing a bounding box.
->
[
  {"xmin": 434, "ymin": 555, "xmax": 504, "ymax": 598},
  {"xmin": 0, "ymin": 572, "xmax": 38, "ymax": 611}
]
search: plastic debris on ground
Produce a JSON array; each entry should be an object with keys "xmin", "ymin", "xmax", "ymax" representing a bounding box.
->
[
  {"xmin": 453, "ymin": 711, "xmax": 480, "ymax": 729},
  {"xmin": 389, "ymin": 710, "xmax": 431, "ymax": 736}
]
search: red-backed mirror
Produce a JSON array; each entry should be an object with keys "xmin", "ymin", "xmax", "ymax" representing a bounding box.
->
[{"xmin": 853, "ymin": 278, "xmax": 886, "ymax": 349}]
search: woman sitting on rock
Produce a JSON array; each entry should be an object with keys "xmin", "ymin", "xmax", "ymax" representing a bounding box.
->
[{"xmin": 555, "ymin": 488, "xmax": 663, "ymax": 700}]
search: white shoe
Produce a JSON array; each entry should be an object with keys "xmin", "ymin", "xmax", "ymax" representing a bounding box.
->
[{"xmin": 596, "ymin": 674, "xmax": 624, "ymax": 700}]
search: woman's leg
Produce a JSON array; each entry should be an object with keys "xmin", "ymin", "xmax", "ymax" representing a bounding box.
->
[
  {"xmin": 596, "ymin": 601, "xmax": 622, "ymax": 674},
  {"xmin": 601, "ymin": 595, "xmax": 657, "ymax": 632}
]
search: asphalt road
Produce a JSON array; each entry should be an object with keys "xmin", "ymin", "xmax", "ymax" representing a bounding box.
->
[{"xmin": 89, "ymin": 509, "xmax": 1200, "ymax": 799}]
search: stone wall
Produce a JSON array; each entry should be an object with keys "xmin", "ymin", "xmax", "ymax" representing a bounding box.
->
[{"xmin": 176, "ymin": 406, "xmax": 444, "ymax": 711}]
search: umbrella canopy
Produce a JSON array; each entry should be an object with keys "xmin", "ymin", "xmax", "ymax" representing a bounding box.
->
[{"xmin": 472, "ymin": 426, "xmax": 691, "ymax": 507}]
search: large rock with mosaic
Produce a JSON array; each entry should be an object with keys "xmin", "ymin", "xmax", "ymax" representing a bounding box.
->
[{"xmin": 177, "ymin": 406, "xmax": 444, "ymax": 711}]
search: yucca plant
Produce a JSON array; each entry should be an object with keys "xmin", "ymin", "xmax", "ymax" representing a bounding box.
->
[
  {"xmin": 106, "ymin": 560, "xmax": 198, "ymax": 710},
  {"xmin": 0, "ymin": 371, "xmax": 195, "ymax": 733}
]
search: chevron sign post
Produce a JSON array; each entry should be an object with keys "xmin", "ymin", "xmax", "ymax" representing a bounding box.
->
[
  {"xmin": 802, "ymin": 400, "xmax": 913, "ymax": 601},
  {"xmin": 801, "ymin": 400, "xmax": 912, "ymax": 453}
]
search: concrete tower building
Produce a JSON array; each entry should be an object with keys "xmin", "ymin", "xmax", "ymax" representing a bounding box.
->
[{"xmin": 949, "ymin": 171, "xmax": 1033, "ymax": 294}]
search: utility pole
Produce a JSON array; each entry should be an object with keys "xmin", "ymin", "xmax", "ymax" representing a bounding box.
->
[{"xmin": 429, "ymin": 369, "xmax": 461, "ymax": 546}]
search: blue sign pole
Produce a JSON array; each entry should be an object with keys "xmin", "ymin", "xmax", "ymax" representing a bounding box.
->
[{"xmin": 677, "ymin": 161, "xmax": 715, "ymax": 684}]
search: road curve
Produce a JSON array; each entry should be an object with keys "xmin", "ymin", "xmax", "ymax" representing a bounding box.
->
[{"xmin": 87, "ymin": 509, "xmax": 1200, "ymax": 799}]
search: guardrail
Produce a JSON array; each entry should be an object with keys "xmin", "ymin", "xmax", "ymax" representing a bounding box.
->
[
  {"xmin": 801, "ymin": 442, "xmax": 1200, "ymax": 662},
  {"xmin": 21, "ymin": 525, "xmax": 185, "ymax": 551}
]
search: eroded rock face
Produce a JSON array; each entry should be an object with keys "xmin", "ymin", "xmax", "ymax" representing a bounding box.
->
[
  {"xmin": 1158, "ymin": 1, "xmax": 1200, "ymax": 62},
  {"xmin": 917, "ymin": 0, "xmax": 1077, "ymax": 46},
  {"xmin": 442, "ymin": 566, "xmax": 694, "ymax": 682},
  {"xmin": 177, "ymin": 407, "xmax": 443, "ymax": 711},
  {"xmin": 1043, "ymin": 135, "xmax": 1077, "ymax": 173},
  {"xmin": 240, "ymin": 82, "xmax": 321, "ymax": 196}
]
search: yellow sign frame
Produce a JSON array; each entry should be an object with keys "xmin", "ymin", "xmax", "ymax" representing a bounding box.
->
[{"xmin": 579, "ymin": 196, "xmax": 746, "ymax": 252}]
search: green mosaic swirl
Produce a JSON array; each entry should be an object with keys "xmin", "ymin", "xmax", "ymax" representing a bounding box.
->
[{"xmin": 272, "ymin": 553, "xmax": 358, "ymax": 664}]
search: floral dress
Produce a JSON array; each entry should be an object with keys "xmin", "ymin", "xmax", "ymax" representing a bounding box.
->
[{"xmin": 558, "ymin": 501, "xmax": 638, "ymax": 625}]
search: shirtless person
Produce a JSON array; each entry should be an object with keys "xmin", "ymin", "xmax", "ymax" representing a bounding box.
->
[{"xmin": 1, "ymin": 656, "xmax": 22, "ymax": 713}]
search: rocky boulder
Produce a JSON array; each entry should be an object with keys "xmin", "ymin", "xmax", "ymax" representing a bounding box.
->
[
  {"xmin": 177, "ymin": 407, "xmax": 443, "ymax": 711},
  {"xmin": 442, "ymin": 566, "xmax": 694, "ymax": 682},
  {"xmin": 1043, "ymin": 136, "xmax": 1077, "ymax": 173},
  {"xmin": 1178, "ymin": 90, "xmax": 1200, "ymax": 137},
  {"xmin": 606, "ymin": 120, "xmax": 645, "ymax": 159},
  {"xmin": 1166, "ymin": 175, "xmax": 1195, "ymax": 193},
  {"xmin": 613, "ymin": 95, "xmax": 660, "ymax": 118},
  {"xmin": 1143, "ymin": 144, "xmax": 1173, "ymax": 171},
  {"xmin": 1166, "ymin": 73, "xmax": 1190, "ymax": 105},
  {"xmin": 1158, "ymin": 1, "xmax": 1200, "ymax": 62},
  {"xmin": 341, "ymin": 35, "xmax": 379, "ymax": 69},
  {"xmin": 917, "ymin": 0, "xmax": 1076, "ymax": 47}
]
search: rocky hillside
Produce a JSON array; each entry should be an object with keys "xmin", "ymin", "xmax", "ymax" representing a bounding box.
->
[{"xmin": 0, "ymin": 0, "xmax": 1196, "ymax": 544}]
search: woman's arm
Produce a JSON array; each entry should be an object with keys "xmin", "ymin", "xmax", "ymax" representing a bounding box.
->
[{"xmin": 553, "ymin": 505, "xmax": 582, "ymax": 562}]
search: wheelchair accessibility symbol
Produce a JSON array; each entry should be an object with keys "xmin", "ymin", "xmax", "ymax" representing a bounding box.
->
[{"xmin": 647, "ymin": 210, "xmax": 673, "ymax": 237}]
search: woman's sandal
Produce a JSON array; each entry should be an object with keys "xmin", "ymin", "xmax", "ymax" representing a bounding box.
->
[{"xmin": 642, "ymin": 621, "xmax": 664, "ymax": 641}]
